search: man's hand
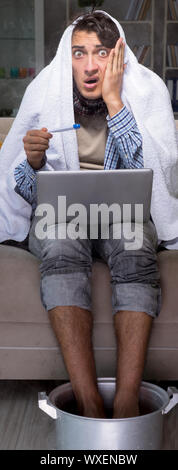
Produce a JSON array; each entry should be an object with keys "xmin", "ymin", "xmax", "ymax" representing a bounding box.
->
[
  {"xmin": 102, "ymin": 38, "xmax": 126, "ymax": 117},
  {"xmin": 23, "ymin": 127, "xmax": 53, "ymax": 170}
]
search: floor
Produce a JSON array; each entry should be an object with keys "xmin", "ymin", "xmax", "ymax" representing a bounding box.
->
[{"xmin": 0, "ymin": 380, "xmax": 178, "ymax": 450}]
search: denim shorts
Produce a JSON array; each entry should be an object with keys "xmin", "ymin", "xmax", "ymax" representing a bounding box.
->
[{"xmin": 28, "ymin": 217, "xmax": 160, "ymax": 317}]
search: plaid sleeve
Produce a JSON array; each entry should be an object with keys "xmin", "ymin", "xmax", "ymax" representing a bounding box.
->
[
  {"xmin": 104, "ymin": 105, "xmax": 143, "ymax": 170},
  {"xmin": 14, "ymin": 159, "xmax": 37, "ymax": 211}
]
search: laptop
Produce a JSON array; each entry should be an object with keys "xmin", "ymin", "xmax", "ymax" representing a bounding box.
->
[{"xmin": 36, "ymin": 169, "xmax": 153, "ymax": 225}]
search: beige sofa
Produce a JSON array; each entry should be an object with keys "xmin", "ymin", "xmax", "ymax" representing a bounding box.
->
[{"xmin": 0, "ymin": 118, "xmax": 178, "ymax": 380}]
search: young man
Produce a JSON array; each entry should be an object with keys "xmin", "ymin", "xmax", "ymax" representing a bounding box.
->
[{"xmin": 0, "ymin": 11, "xmax": 177, "ymax": 418}]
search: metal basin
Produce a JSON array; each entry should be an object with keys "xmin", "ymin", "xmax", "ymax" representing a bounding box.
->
[{"xmin": 38, "ymin": 378, "xmax": 178, "ymax": 450}]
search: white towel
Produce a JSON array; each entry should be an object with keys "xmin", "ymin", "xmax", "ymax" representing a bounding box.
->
[{"xmin": 0, "ymin": 11, "xmax": 177, "ymax": 242}]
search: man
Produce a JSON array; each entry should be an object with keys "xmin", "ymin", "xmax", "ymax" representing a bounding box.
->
[{"xmin": 0, "ymin": 11, "xmax": 177, "ymax": 418}]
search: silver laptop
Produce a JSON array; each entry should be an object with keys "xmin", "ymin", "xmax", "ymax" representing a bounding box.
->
[{"xmin": 36, "ymin": 169, "xmax": 153, "ymax": 225}]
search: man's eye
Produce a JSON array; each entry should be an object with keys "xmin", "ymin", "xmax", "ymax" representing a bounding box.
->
[
  {"xmin": 74, "ymin": 50, "xmax": 83, "ymax": 58},
  {"xmin": 98, "ymin": 49, "xmax": 108, "ymax": 57}
]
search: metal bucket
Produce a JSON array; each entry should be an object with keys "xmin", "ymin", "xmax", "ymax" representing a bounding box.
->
[{"xmin": 38, "ymin": 378, "xmax": 178, "ymax": 450}]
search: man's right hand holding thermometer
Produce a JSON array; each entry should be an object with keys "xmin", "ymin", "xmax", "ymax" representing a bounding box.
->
[{"xmin": 23, "ymin": 124, "xmax": 80, "ymax": 170}]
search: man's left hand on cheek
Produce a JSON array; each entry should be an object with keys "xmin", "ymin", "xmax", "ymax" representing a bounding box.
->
[{"xmin": 102, "ymin": 38, "xmax": 126, "ymax": 117}]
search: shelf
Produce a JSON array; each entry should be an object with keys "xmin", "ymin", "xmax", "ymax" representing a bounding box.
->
[
  {"xmin": 0, "ymin": 78, "xmax": 33, "ymax": 83},
  {"xmin": 0, "ymin": 37, "xmax": 35, "ymax": 40},
  {"xmin": 165, "ymin": 69, "xmax": 178, "ymax": 79},
  {"xmin": 120, "ymin": 21, "xmax": 152, "ymax": 24}
]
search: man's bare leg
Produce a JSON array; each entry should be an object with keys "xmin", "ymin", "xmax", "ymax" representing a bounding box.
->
[
  {"xmin": 49, "ymin": 306, "xmax": 106, "ymax": 418},
  {"xmin": 113, "ymin": 310, "xmax": 152, "ymax": 419}
]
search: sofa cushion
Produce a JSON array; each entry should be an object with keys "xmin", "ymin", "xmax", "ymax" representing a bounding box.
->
[
  {"xmin": 1, "ymin": 245, "xmax": 178, "ymax": 326},
  {"xmin": 0, "ymin": 117, "xmax": 14, "ymax": 148},
  {"xmin": 157, "ymin": 250, "xmax": 178, "ymax": 321},
  {"xmin": 0, "ymin": 245, "xmax": 47, "ymax": 323},
  {"xmin": 0, "ymin": 244, "xmax": 178, "ymax": 380},
  {"xmin": 0, "ymin": 117, "xmax": 14, "ymax": 135}
]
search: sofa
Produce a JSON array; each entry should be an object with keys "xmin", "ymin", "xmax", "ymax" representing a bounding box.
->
[{"xmin": 0, "ymin": 117, "xmax": 178, "ymax": 381}]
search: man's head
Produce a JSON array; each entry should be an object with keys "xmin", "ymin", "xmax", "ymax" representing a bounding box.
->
[{"xmin": 71, "ymin": 12, "xmax": 120, "ymax": 100}]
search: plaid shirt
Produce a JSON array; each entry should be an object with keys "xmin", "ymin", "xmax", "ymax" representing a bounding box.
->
[{"xmin": 14, "ymin": 105, "xmax": 143, "ymax": 213}]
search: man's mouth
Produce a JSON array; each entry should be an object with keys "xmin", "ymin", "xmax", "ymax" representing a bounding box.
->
[{"xmin": 84, "ymin": 77, "xmax": 99, "ymax": 89}]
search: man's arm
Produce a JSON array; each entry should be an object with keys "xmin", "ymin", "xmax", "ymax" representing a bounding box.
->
[
  {"xmin": 14, "ymin": 126, "xmax": 51, "ymax": 208},
  {"xmin": 105, "ymin": 105, "xmax": 143, "ymax": 169},
  {"xmin": 14, "ymin": 159, "xmax": 38, "ymax": 212}
]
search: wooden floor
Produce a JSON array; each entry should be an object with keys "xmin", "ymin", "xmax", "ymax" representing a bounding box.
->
[{"xmin": 0, "ymin": 380, "xmax": 178, "ymax": 450}]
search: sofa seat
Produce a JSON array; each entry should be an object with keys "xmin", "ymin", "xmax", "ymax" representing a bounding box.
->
[{"xmin": 0, "ymin": 244, "xmax": 178, "ymax": 380}]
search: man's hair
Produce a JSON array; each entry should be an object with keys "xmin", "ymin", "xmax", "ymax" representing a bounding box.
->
[{"xmin": 72, "ymin": 12, "xmax": 120, "ymax": 48}]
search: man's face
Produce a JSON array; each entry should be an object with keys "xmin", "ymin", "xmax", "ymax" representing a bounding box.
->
[{"xmin": 72, "ymin": 30, "xmax": 111, "ymax": 100}]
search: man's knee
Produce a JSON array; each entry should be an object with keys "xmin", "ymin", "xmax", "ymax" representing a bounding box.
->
[
  {"xmin": 102, "ymin": 220, "xmax": 160, "ymax": 285},
  {"xmin": 101, "ymin": 220, "xmax": 160, "ymax": 318},
  {"xmin": 29, "ymin": 222, "xmax": 93, "ymax": 312},
  {"xmin": 38, "ymin": 230, "xmax": 92, "ymax": 276}
]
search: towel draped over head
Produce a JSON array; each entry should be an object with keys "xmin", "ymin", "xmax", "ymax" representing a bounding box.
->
[{"xmin": 0, "ymin": 10, "xmax": 177, "ymax": 242}]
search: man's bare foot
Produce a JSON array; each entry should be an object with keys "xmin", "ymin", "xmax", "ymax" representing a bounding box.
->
[{"xmin": 112, "ymin": 391, "xmax": 140, "ymax": 419}]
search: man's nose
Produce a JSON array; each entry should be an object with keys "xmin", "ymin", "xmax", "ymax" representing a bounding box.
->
[{"xmin": 85, "ymin": 54, "xmax": 98, "ymax": 74}]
